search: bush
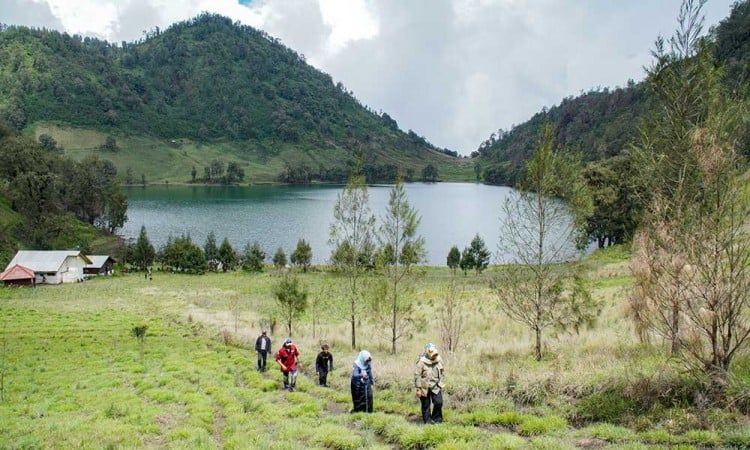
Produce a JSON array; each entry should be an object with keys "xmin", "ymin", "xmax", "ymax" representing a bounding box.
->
[
  {"xmin": 577, "ymin": 423, "xmax": 636, "ymax": 443},
  {"xmin": 517, "ymin": 415, "xmax": 568, "ymax": 436},
  {"xmin": 638, "ymin": 429, "xmax": 681, "ymax": 445},
  {"xmin": 684, "ymin": 429, "xmax": 721, "ymax": 447},
  {"xmin": 723, "ymin": 427, "xmax": 750, "ymax": 448},
  {"xmin": 311, "ymin": 424, "xmax": 364, "ymax": 450},
  {"xmin": 575, "ymin": 390, "xmax": 639, "ymax": 423}
]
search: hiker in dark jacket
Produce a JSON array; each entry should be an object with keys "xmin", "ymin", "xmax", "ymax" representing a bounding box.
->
[
  {"xmin": 255, "ymin": 330, "xmax": 271, "ymax": 372},
  {"xmin": 315, "ymin": 344, "xmax": 334, "ymax": 386},
  {"xmin": 350, "ymin": 350, "xmax": 374, "ymax": 413}
]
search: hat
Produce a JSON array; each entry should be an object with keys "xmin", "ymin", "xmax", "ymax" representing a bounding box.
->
[
  {"xmin": 425, "ymin": 343, "xmax": 438, "ymax": 353},
  {"xmin": 284, "ymin": 338, "xmax": 292, "ymax": 345}
]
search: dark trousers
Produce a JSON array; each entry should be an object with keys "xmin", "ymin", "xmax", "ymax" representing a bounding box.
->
[
  {"xmin": 351, "ymin": 379, "xmax": 373, "ymax": 413},
  {"xmin": 318, "ymin": 370, "xmax": 329, "ymax": 386},
  {"xmin": 257, "ymin": 350, "xmax": 268, "ymax": 371},
  {"xmin": 420, "ymin": 389, "xmax": 443, "ymax": 423}
]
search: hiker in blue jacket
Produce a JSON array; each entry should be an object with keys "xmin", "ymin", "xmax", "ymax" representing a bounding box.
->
[{"xmin": 350, "ymin": 350, "xmax": 374, "ymax": 413}]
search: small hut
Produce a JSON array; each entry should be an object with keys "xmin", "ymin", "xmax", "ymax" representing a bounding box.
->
[
  {"xmin": 0, "ymin": 264, "xmax": 36, "ymax": 287},
  {"xmin": 84, "ymin": 255, "xmax": 116, "ymax": 275}
]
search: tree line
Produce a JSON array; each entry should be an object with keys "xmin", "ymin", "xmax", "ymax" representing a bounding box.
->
[{"xmin": 121, "ymin": 226, "xmax": 312, "ymax": 275}]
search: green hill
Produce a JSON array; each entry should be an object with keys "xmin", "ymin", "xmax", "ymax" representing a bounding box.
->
[
  {"xmin": 0, "ymin": 14, "xmax": 469, "ymax": 184},
  {"xmin": 475, "ymin": 0, "xmax": 750, "ymax": 186}
]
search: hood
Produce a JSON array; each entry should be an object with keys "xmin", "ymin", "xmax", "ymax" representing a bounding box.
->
[
  {"xmin": 420, "ymin": 353, "xmax": 442, "ymax": 365},
  {"xmin": 354, "ymin": 350, "xmax": 371, "ymax": 369}
]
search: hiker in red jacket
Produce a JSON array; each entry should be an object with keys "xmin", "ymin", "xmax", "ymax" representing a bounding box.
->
[{"xmin": 275, "ymin": 338, "xmax": 300, "ymax": 391}]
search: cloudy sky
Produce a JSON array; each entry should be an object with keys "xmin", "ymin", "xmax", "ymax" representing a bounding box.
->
[{"xmin": 1, "ymin": 0, "xmax": 737, "ymax": 154}]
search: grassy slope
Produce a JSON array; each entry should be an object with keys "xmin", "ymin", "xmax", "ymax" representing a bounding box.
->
[
  {"xmin": 1, "ymin": 247, "xmax": 749, "ymax": 448},
  {"xmin": 28, "ymin": 123, "xmax": 475, "ymax": 184}
]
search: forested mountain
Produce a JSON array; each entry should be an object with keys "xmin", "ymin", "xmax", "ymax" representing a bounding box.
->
[
  {"xmin": 476, "ymin": 0, "xmax": 750, "ymax": 186},
  {"xmin": 0, "ymin": 14, "xmax": 459, "ymax": 184}
]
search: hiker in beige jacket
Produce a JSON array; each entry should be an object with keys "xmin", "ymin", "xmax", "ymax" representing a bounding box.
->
[{"xmin": 414, "ymin": 343, "xmax": 445, "ymax": 424}]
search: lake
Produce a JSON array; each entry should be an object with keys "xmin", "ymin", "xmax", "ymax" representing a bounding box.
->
[{"xmin": 121, "ymin": 183, "xmax": 535, "ymax": 266}]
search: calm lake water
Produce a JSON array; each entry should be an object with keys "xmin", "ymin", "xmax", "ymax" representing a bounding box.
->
[{"xmin": 121, "ymin": 183, "xmax": 521, "ymax": 266}]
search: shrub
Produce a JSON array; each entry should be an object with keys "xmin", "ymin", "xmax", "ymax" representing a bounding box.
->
[
  {"xmin": 287, "ymin": 402, "xmax": 321, "ymax": 418},
  {"xmin": 496, "ymin": 411, "xmax": 526, "ymax": 427},
  {"xmin": 311, "ymin": 424, "xmax": 364, "ymax": 450},
  {"xmin": 638, "ymin": 429, "xmax": 684, "ymax": 445},
  {"xmin": 577, "ymin": 423, "xmax": 636, "ymax": 443},
  {"xmin": 723, "ymin": 427, "xmax": 750, "ymax": 448},
  {"xmin": 517, "ymin": 415, "xmax": 568, "ymax": 436},
  {"xmin": 483, "ymin": 433, "xmax": 527, "ymax": 449},
  {"xmin": 684, "ymin": 429, "xmax": 721, "ymax": 447},
  {"xmin": 575, "ymin": 390, "xmax": 639, "ymax": 423},
  {"xmin": 104, "ymin": 403, "xmax": 128, "ymax": 419}
]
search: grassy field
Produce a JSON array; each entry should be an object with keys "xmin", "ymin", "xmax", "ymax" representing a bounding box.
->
[
  {"xmin": 28, "ymin": 123, "xmax": 475, "ymax": 185},
  {"xmin": 1, "ymin": 247, "xmax": 749, "ymax": 449}
]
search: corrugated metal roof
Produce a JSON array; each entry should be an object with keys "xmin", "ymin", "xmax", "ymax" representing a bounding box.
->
[
  {"xmin": 5, "ymin": 251, "xmax": 92, "ymax": 273},
  {"xmin": 85, "ymin": 255, "xmax": 114, "ymax": 269}
]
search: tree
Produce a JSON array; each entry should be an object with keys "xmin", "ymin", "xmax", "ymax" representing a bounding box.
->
[
  {"xmin": 290, "ymin": 238, "xmax": 312, "ymax": 272},
  {"xmin": 273, "ymin": 247, "xmax": 287, "ymax": 270},
  {"xmin": 100, "ymin": 135, "xmax": 118, "ymax": 152},
  {"xmin": 440, "ymin": 266, "xmax": 466, "ymax": 353},
  {"xmin": 210, "ymin": 159, "xmax": 224, "ymax": 180},
  {"xmin": 273, "ymin": 274, "xmax": 308, "ymax": 336},
  {"xmin": 629, "ymin": 0, "xmax": 750, "ymax": 391},
  {"xmin": 160, "ymin": 234, "xmax": 207, "ymax": 273},
  {"xmin": 446, "ymin": 246, "xmax": 461, "ymax": 275},
  {"xmin": 628, "ymin": 0, "xmax": 714, "ymax": 357},
  {"xmin": 38, "ymin": 134, "xmax": 62, "ymax": 153},
  {"xmin": 467, "ymin": 234, "xmax": 490, "ymax": 274},
  {"xmin": 218, "ymin": 237, "xmax": 238, "ymax": 272},
  {"xmin": 459, "ymin": 246, "xmax": 474, "ymax": 276},
  {"xmin": 375, "ymin": 175, "xmax": 426, "ymax": 354},
  {"xmin": 421, "ymin": 164, "xmax": 438, "ymax": 182},
  {"xmin": 225, "ymin": 162, "xmax": 245, "ymax": 183},
  {"xmin": 329, "ymin": 170, "xmax": 376, "ymax": 349},
  {"xmin": 103, "ymin": 189, "xmax": 128, "ymax": 233},
  {"xmin": 243, "ymin": 241, "xmax": 266, "ymax": 272},
  {"xmin": 584, "ymin": 156, "xmax": 641, "ymax": 248},
  {"xmin": 133, "ymin": 225, "xmax": 155, "ymax": 271},
  {"xmin": 204, "ymin": 231, "xmax": 219, "ymax": 271},
  {"xmin": 496, "ymin": 122, "xmax": 597, "ymax": 361}
]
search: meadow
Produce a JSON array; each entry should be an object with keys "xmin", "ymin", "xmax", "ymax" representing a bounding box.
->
[
  {"xmin": 29, "ymin": 124, "xmax": 476, "ymax": 185},
  {"xmin": 1, "ymin": 246, "xmax": 750, "ymax": 449}
]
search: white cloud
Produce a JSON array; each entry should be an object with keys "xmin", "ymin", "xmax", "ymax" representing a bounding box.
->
[
  {"xmin": 0, "ymin": 0, "xmax": 738, "ymax": 154},
  {"xmin": 318, "ymin": 0, "xmax": 378, "ymax": 54}
]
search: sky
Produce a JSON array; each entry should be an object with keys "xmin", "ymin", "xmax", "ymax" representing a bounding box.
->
[{"xmin": 0, "ymin": 0, "xmax": 738, "ymax": 155}]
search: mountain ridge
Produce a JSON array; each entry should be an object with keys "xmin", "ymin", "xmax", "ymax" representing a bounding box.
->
[{"xmin": 0, "ymin": 13, "xmax": 466, "ymax": 184}]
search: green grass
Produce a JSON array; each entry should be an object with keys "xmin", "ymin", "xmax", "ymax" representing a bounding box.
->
[
  {"xmin": 0, "ymin": 259, "xmax": 748, "ymax": 448},
  {"xmin": 30, "ymin": 123, "xmax": 476, "ymax": 185}
]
